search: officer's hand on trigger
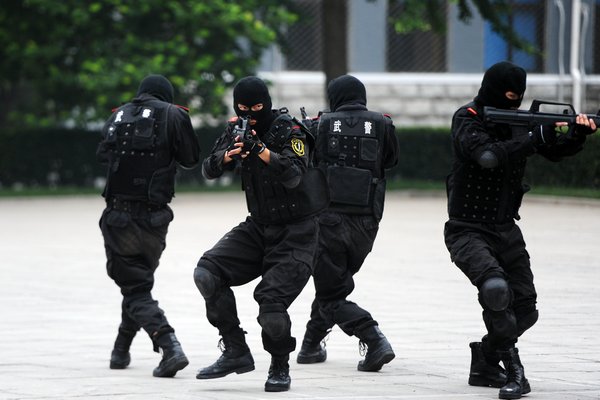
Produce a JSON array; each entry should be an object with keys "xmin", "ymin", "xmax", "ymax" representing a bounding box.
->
[
  {"xmin": 246, "ymin": 130, "xmax": 266, "ymax": 156},
  {"xmin": 224, "ymin": 135, "xmax": 249, "ymax": 163}
]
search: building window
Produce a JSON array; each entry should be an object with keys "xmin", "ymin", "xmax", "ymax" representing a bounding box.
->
[
  {"xmin": 593, "ymin": 0, "xmax": 600, "ymax": 73},
  {"xmin": 386, "ymin": 0, "xmax": 447, "ymax": 72},
  {"xmin": 283, "ymin": 0, "xmax": 323, "ymax": 71},
  {"xmin": 483, "ymin": 0, "xmax": 545, "ymax": 71}
]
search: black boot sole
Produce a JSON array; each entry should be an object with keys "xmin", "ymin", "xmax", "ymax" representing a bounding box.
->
[
  {"xmin": 153, "ymin": 356, "xmax": 189, "ymax": 378},
  {"xmin": 468, "ymin": 375, "xmax": 506, "ymax": 388},
  {"xmin": 196, "ymin": 363, "xmax": 255, "ymax": 379},
  {"xmin": 110, "ymin": 361, "xmax": 130, "ymax": 369},
  {"xmin": 357, "ymin": 350, "xmax": 395, "ymax": 372},
  {"xmin": 110, "ymin": 353, "xmax": 131, "ymax": 369},
  {"xmin": 296, "ymin": 352, "xmax": 327, "ymax": 364},
  {"xmin": 265, "ymin": 382, "xmax": 291, "ymax": 392},
  {"xmin": 499, "ymin": 379, "xmax": 531, "ymax": 399}
]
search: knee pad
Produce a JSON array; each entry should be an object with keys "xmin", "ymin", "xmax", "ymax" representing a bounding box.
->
[
  {"xmin": 479, "ymin": 277, "xmax": 511, "ymax": 312},
  {"xmin": 258, "ymin": 304, "xmax": 290, "ymax": 340},
  {"xmin": 193, "ymin": 267, "xmax": 221, "ymax": 300}
]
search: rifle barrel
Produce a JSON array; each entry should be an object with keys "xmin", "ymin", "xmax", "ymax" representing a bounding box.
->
[{"xmin": 484, "ymin": 108, "xmax": 600, "ymax": 127}]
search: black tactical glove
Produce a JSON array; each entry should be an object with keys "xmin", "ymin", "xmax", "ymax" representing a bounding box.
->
[
  {"xmin": 573, "ymin": 122, "xmax": 597, "ymax": 137},
  {"xmin": 529, "ymin": 125, "xmax": 558, "ymax": 147},
  {"xmin": 226, "ymin": 134, "xmax": 265, "ymax": 159},
  {"xmin": 242, "ymin": 134, "xmax": 266, "ymax": 155}
]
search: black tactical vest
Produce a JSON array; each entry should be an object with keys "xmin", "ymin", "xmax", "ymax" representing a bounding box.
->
[
  {"xmin": 241, "ymin": 110, "xmax": 328, "ymax": 224},
  {"xmin": 100, "ymin": 98, "xmax": 175, "ymax": 205},
  {"xmin": 448, "ymin": 127, "xmax": 529, "ymax": 224},
  {"xmin": 316, "ymin": 110, "xmax": 386, "ymax": 217}
]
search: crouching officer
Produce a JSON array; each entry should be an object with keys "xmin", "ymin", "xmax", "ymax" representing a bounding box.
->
[
  {"xmin": 296, "ymin": 75, "xmax": 399, "ymax": 371},
  {"xmin": 97, "ymin": 74, "xmax": 200, "ymax": 377},
  {"xmin": 444, "ymin": 61, "xmax": 595, "ymax": 399},
  {"xmin": 193, "ymin": 76, "xmax": 328, "ymax": 392}
]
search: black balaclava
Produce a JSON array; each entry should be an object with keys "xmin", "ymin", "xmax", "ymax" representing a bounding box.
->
[
  {"xmin": 327, "ymin": 74, "xmax": 367, "ymax": 112},
  {"xmin": 136, "ymin": 74, "xmax": 174, "ymax": 104},
  {"xmin": 475, "ymin": 61, "xmax": 526, "ymax": 109},
  {"xmin": 233, "ymin": 76, "xmax": 274, "ymax": 134}
]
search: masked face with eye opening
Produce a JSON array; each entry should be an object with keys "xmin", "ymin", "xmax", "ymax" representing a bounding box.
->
[
  {"xmin": 232, "ymin": 77, "xmax": 274, "ymax": 134},
  {"xmin": 475, "ymin": 61, "xmax": 527, "ymax": 110}
]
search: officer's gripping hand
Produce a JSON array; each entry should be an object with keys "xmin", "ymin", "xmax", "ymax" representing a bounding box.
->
[
  {"xmin": 573, "ymin": 113, "xmax": 597, "ymax": 137},
  {"xmin": 224, "ymin": 135, "xmax": 249, "ymax": 163},
  {"xmin": 244, "ymin": 130, "xmax": 266, "ymax": 156}
]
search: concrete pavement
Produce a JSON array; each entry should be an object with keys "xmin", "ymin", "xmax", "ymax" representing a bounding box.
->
[{"xmin": 0, "ymin": 191, "xmax": 599, "ymax": 399}]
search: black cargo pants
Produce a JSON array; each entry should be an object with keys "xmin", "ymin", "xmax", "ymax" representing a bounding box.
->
[
  {"xmin": 444, "ymin": 219, "xmax": 538, "ymax": 350},
  {"xmin": 195, "ymin": 216, "xmax": 317, "ymax": 357},
  {"xmin": 100, "ymin": 202, "xmax": 175, "ymax": 339}
]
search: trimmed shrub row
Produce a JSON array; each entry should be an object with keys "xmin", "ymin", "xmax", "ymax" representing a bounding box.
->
[{"xmin": 0, "ymin": 127, "xmax": 597, "ymax": 189}]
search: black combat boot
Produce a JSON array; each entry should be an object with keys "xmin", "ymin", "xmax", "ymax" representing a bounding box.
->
[
  {"xmin": 499, "ymin": 347, "xmax": 531, "ymax": 399},
  {"xmin": 152, "ymin": 332, "xmax": 189, "ymax": 377},
  {"xmin": 110, "ymin": 327, "xmax": 137, "ymax": 369},
  {"xmin": 296, "ymin": 330, "xmax": 327, "ymax": 364},
  {"xmin": 468, "ymin": 341, "xmax": 507, "ymax": 387},
  {"xmin": 356, "ymin": 325, "xmax": 395, "ymax": 372},
  {"xmin": 196, "ymin": 329, "xmax": 255, "ymax": 379},
  {"xmin": 265, "ymin": 356, "xmax": 291, "ymax": 392}
]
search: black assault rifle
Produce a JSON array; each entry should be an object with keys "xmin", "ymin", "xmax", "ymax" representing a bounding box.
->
[
  {"xmin": 227, "ymin": 115, "xmax": 257, "ymax": 159},
  {"xmin": 484, "ymin": 100, "xmax": 600, "ymax": 131}
]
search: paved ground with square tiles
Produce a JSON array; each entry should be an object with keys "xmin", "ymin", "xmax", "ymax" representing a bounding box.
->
[{"xmin": 1, "ymin": 191, "xmax": 598, "ymax": 399}]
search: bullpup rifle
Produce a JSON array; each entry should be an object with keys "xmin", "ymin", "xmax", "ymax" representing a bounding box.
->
[{"xmin": 484, "ymin": 100, "xmax": 600, "ymax": 132}]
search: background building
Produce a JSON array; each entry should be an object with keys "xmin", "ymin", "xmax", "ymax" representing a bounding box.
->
[{"xmin": 258, "ymin": 0, "xmax": 600, "ymax": 126}]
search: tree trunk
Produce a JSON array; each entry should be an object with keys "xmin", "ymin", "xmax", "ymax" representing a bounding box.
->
[{"xmin": 322, "ymin": 0, "xmax": 347, "ymax": 98}]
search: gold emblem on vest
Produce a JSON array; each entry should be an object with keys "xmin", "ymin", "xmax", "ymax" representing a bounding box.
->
[{"xmin": 291, "ymin": 138, "xmax": 305, "ymax": 156}]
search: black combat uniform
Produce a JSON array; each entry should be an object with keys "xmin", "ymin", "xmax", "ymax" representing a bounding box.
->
[
  {"xmin": 443, "ymin": 62, "xmax": 592, "ymax": 399},
  {"xmin": 296, "ymin": 75, "xmax": 399, "ymax": 372},
  {"xmin": 97, "ymin": 75, "xmax": 200, "ymax": 378},
  {"xmin": 193, "ymin": 76, "xmax": 328, "ymax": 392}
]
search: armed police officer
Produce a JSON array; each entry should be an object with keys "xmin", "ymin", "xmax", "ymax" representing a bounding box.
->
[
  {"xmin": 97, "ymin": 74, "xmax": 200, "ymax": 378},
  {"xmin": 296, "ymin": 75, "xmax": 399, "ymax": 372},
  {"xmin": 444, "ymin": 61, "xmax": 596, "ymax": 399},
  {"xmin": 193, "ymin": 76, "xmax": 328, "ymax": 392}
]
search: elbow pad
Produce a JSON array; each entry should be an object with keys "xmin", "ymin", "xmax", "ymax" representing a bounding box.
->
[{"xmin": 477, "ymin": 150, "xmax": 499, "ymax": 169}]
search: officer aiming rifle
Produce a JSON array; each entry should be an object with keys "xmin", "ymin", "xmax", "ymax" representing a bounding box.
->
[{"xmin": 484, "ymin": 99, "xmax": 600, "ymax": 136}]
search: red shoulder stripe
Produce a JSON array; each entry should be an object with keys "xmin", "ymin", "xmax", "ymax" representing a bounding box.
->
[
  {"xmin": 176, "ymin": 104, "xmax": 190, "ymax": 112},
  {"xmin": 467, "ymin": 107, "xmax": 478, "ymax": 115},
  {"xmin": 228, "ymin": 116, "xmax": 239, "ymax": 123}
]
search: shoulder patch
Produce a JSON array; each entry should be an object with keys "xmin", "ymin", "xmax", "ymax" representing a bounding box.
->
[
  {"xmin": 176, "ymin": 104, "xmax": 190, "ymax": 113},
  {"xmin": 291, "ymin": 138, "xmax": 305, "ymax": 156},
  {"xmin": 467, "ymin": 107, "xmax": 478, "ymax": 115},
  {"xmin": 228, "ymin": 116, "xmax": 239, "ymax": 123}
]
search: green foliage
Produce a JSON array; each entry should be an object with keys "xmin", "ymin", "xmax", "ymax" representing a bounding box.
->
[
  {"xmin": 0, "ymin": 0, "xmax": 295, "ymax": 128},
  {"xmin": 391, "ymin": 0, "xmax": 447, "ymax": 34}
]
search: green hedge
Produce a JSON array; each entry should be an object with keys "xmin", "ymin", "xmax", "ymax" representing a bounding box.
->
[{"xmin": 0, "ymin": 126, "xmax": 598, "ymax": 190}]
